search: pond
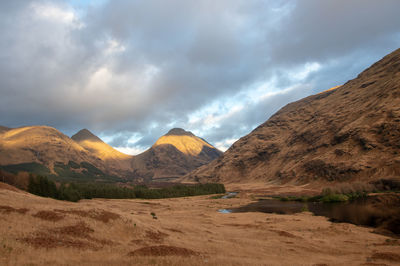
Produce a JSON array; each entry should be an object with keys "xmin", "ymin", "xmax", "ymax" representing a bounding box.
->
[{"xmin": 220, "ymin": 196, "xmax": 400, "ymax": 236}]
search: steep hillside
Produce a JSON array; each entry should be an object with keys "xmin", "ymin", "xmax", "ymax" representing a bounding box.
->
[
  {"xmin": 71, "ymin": 129, "xmax": 132, "ymax": 174},
  {"xmin": 131, "ymin": 128, "xmax": 222, "ymax": 181},
  {"xmin": 184, "ymin": 48, "xmax": 400, "ymax": 184},
  {"xmin": 0, "ymin": 126, "xmax": 10, "ymax": 133},
  {"xmin": 0, "ymin": 126, "xmax": 104, "ymax": 174}
]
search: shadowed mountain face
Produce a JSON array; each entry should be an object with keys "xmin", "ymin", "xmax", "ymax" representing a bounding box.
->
[
  {"xmin": 183, "ymin": 48, "xmax": 400, "ymax": 185},
  {"xmin": 0, "ymin": 126, "xmax": 10, "ymax": 134},
  {"xmin": 131, "ymin": 128, "xmax": 222, "ymax": 181}
]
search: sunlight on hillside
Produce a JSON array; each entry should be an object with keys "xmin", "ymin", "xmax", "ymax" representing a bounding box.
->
[
  {"xmin": 78, "ymin": 140, "xmax": 131, "ymax": 159},
  {"xmin": 154, "ymin": 135, "xmax": 214, "ymax": 156},
  {"xmin": 319, "ymin": 85, "xmax": 342, "ymax": 94}
]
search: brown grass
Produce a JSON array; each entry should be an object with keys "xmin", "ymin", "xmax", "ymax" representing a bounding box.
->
[
  {"xmin": 51, "ymin": 222, "xmax": 94, "ymax": 238},
  {"xmin": 2, "ymin": 184, "xmax": 400, "ymax": 265},
  {"xmin": 145, "ymin": 230, "xmax": 169, "ymax": 243},
  {"xmin": 0, "ymin": 205, "xmax": 29, "ymax": 214},
  {"xmin": 322, "ymin": 182, "xmax": 376, "ymax": 195},
  {"xmin": 21, "ymin": 234, "xmax": 91, "ymax": 249},
  {"xmin": 271, "ymin": 230, "xmax": 298, "ymax": 238},
  {"xmin": 0, "ymin": 181, "xmax": 22, "ymax": 192},
  {"xmin": 55, "ymin": 209, "xmax": 120, "ymax": 223},
  {"xmin": 127, "ymin": 245, "xmax": 199, "ymax": 257},
  {"xmin": 371, "ymin": 252, "xmax": 400, "ymax": 262},
  {"xmin": 20, "ymin": 222, "xmax": 113, "ymax": 250},
  {"xmin": 32, "ymin": 210, "xmax": 64, "ymax": 222}
]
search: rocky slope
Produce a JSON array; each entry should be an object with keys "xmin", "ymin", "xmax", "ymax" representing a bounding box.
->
[
  {"xmin": 131, "ymin": 128, "xmax": 222, "ymax": 181},
  {"xmin": 183, "ymin": 48, "xmax": 400, "ymax": 184}
]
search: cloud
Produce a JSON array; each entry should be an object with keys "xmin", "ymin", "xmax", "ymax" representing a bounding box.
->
[{"xmin": 0, "ymin": 0, "xmax": 399, "ymax": 153}]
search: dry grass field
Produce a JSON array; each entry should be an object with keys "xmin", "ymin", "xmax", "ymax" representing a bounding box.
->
[{"xmin": 1, "ymin": 182, "xmax": 400, "ymax": 266}]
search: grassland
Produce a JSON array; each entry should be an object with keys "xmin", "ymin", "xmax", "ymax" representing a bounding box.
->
[{"xmin": 1, "ymin": 182, "xmax": 400, "ymax": 265}]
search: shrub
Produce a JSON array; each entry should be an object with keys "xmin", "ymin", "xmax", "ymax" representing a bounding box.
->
[{"xmin": 321, "ymin": 194, "xmax": 349, "ymax": 203}]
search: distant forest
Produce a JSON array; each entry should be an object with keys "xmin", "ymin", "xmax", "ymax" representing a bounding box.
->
[{"xmin": 0, "ymin": 169, "xmax": 225, "ymax": 202}]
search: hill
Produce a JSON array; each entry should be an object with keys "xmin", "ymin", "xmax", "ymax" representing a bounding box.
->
[
  {"xmin": 71, "ymin": 129, "xmax": 132, "ymax": 175},
  {"xmin": 131, "ymin": 128, "xmax": 222, "ymax": 181},
  {"xmin": 0, "ymin": 126, "xmax": 100, "ymax": 169},
  {"xmin": 0, "ymin": 126, "xmax": 125, "ymax": 181},
  {"xmin": 183, "ymin": 48, "xmax": 400, "ymax": 184}
]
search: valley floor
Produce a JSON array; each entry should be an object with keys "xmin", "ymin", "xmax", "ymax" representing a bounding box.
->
[{"xmin": 1, "ymin": 182, "xmax": 399, "ymax": 266}]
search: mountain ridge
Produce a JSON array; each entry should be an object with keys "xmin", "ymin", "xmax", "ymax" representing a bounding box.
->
[
  {"xmin": 0, "ymin": 125, "xmax": 222, "ymax": 182},
  {"xmin": 182, "ymin": 48, "xmax": 400, "ymax": 185}
]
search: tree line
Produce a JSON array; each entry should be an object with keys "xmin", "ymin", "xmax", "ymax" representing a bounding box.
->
[{"xmin": 27, "ymin": 175, "xmax": 226, "ymax": 202}]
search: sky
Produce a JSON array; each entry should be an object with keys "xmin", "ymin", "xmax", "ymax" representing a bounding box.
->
[{"xmin": 1, "ymin": 0, "xmax": 400, "ymax": 154}]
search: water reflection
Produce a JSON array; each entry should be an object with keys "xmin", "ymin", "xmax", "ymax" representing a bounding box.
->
[{"xmin": 229, "ymin": 197, "xmax": 400, "ymax": 235}]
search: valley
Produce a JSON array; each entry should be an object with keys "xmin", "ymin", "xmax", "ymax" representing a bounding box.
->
[
  {"xmin": 1, "ymin": 21, "xmax": 400, "ymax": 266},
  {"xmin": 1, "ymin": 183, "xmax": 399, "ymax": 266}
]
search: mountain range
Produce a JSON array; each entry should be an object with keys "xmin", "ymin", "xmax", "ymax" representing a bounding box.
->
[
  {"xmin": 1, "ymin": 48, "xmax": 400, "ymax": 186},
  {"xmin": 0, "ymin": 126, "xmax": 222, "ymax": 182}
]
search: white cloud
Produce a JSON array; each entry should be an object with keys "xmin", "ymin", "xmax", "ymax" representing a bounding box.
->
[
  {"xmin": 291, "ymin": 62, "xmax": 321, "ymax": 80},
  {"xmin": 114, "ymin": 146, "xmax": 146, "ymax": 155},
  {"xmin": 31, "ymin": 2, "xmax": 80, "ymax": 26},
  {"xmin": 215, "ymin": 138, "xmax": 238, "ymax": 152},
  {"xmin": 104, "ymin": 39, "xmax": 126, "ymax": 54}
]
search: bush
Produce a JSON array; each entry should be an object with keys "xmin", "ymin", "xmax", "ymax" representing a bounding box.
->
[
  {"xmin": 321, "ymin": 194, "xmax": 349, "ymax": 203},
  {"xmin": 322, "ymin": 182, "xmax": 375, "ymax": 195}
]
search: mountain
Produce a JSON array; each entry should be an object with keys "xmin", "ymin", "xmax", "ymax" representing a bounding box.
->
[
  {"xmin": 0, "ymin": 126, "xmax": 221, "ymax": 182},
  {"xmin": 183, "ymin": 48, "xmax": 400, "ymax": 184},
  {"xmin": 71, "ymin": 129, "xmax": 132, "ymax": 174},
  {"xmin": 131, "ymin": 128, "xmax": 222, "ymax": 181},
  {"xmin": 0, "ymin": 125, "xmax": 10, "ymax": 133},
  {"xmin": 0, "ymin": 126, "xmax": 107, "ymax": 176}
]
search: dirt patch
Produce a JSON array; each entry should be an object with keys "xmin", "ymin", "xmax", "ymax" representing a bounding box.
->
[
  {"xmin": 55, "ymin": 209, "xmax": 120, "ymax": 223},
  {"xmin": 0, "ymin": 205, "xmax": 29, "ymax": 214},
  {"xmin": 127, "ymin": 245, "xmax": 199, "ymax": 257},
  {"xmin": 32, "ymin": 210, "xmax": 64, "ymax": 222},
  {"xmin": 371, "ymin": 252, "xmax": 400, "ymax": 262},
  {"xmin": 145, "ymin": 230, "xmax": 169, "ymax": 243}
]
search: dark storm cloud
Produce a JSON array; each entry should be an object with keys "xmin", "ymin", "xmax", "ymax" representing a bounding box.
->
[{"xmin": 0, "ymin": 0, "xmax": 399, "ymax": 152}]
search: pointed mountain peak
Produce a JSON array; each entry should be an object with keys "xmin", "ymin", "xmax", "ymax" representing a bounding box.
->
[
  {"xmin": 165, "ymin": 128, "xmax": 194, "ymax": 137},
  {"xmin": 71, "ymin": 129, "xmax": 103, "ymax": 143},
  {"xmin": 153, "ymin": 128, "xmax": 219, "ymax": 156}
]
